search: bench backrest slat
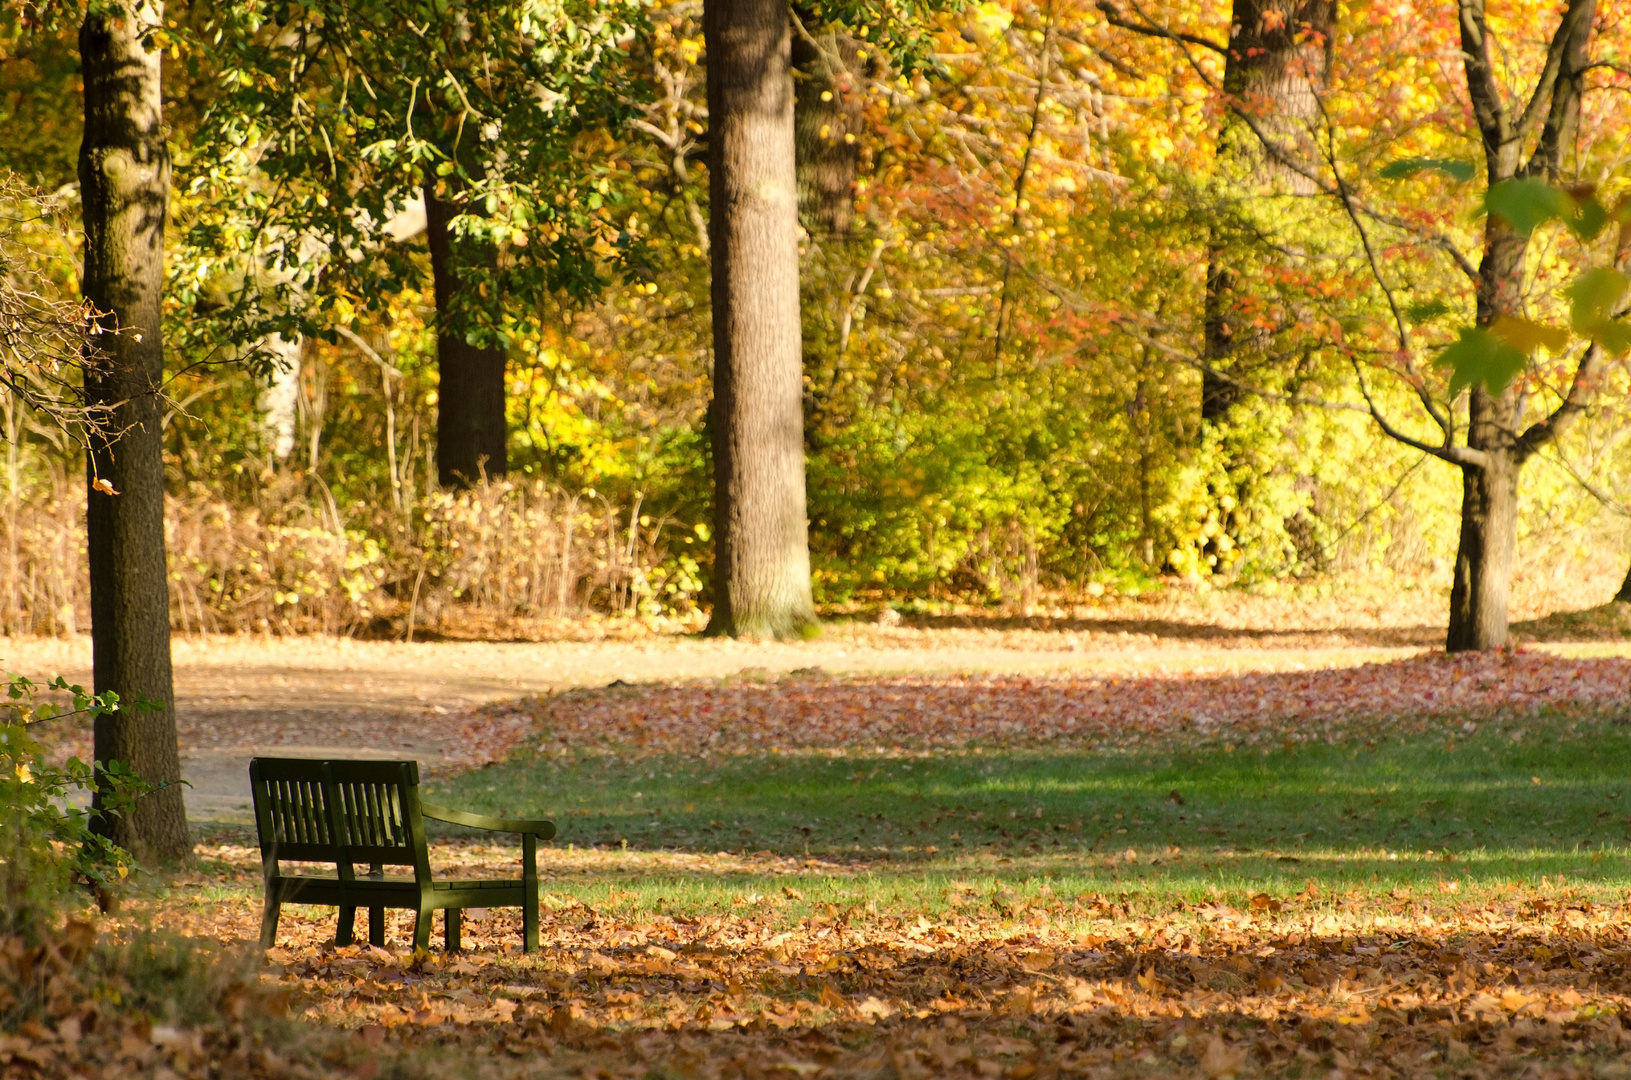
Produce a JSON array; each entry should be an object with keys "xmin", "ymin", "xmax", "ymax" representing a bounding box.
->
[{"xmin": 250, "ymin": 758, "xmax": 431, "ymax": 881}]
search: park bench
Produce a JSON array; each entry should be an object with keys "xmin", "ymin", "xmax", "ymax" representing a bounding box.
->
[{"xmin": 249, "ymin": 757, "xmax": 555, "ymax": 953}]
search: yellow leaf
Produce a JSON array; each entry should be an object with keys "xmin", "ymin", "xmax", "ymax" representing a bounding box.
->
[
  {"xmin": 1490, "ymin": 314, "xmax": 1570, "ymax": 353},
  {"xmin": 1500, "ymin": 989, "xmax": 1533, "ymax": 1013}
]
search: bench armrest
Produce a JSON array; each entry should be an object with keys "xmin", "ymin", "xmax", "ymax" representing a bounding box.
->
[{"xmin": 421, "ymin": 802, "xmax": 556, "ymax": 840}]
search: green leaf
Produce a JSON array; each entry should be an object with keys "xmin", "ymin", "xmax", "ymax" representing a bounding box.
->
[
  {"xmin": 1405, "ymin": 299, "xmax": 1454, "ymax": 323},
  {"xmin": 1569, "ymin": 195, "xmax": 1608, "ymax": 241},
  {"xmin": 1438, "ymin": 327, "xmax": 1528, "ymax": 396},
  {"xmin": 1490, "ymin": 314, "xmax": 1570, "ymax": 354},
  {"xmin": 1594, "ymin": 320, "xmax": 1631, "ymax": 355},
  {"xmin": 1565, "ymin": 268, "xmax": 1629, "ymax": 333},
  {"xmin": 1485, "ymin": 179, "xmax": 1573, "ymax": 236},
  {"xmin": 1380, "ymin": 157, "xmax": 1476, "ymax": 183}
]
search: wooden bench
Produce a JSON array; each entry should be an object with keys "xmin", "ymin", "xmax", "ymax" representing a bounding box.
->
[{"xmin": 249, "ymin": 758, "xmax": 555, "ymax": 953}]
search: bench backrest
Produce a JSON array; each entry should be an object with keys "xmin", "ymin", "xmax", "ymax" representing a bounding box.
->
[{"xmin": 249, "ymin": 758, "xmax": 431, "ymax": 881}]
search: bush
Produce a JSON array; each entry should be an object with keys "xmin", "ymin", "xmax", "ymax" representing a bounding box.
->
[{"xmin": 0, "ymin": 674, "xmax": 145, "ymax": 937}]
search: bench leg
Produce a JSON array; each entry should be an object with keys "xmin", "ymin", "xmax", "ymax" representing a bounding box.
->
[
  {"xmin": 368, "ymin": 906, "xmax": 385, "ymax": 948},
  {"xmin": 337, "ymin": 906, "xmax": 357, "ymax": 946},
  {"xmin": 445, "ymin": 909, "xmax": 461, "ymax": 953},
  {"xmin": 523, "ymin": 833, "xmax": 539, "ymax": 954},
  {"xmin": 412, "ymin": 903, "xmax": 434, "ymax": 953},
  {"xmin": 258, "ymin": 891, "xmax": 281, "ymax": 950}
]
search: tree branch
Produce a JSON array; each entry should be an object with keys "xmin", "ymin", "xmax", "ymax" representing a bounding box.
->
[
  {"xmin": 1515, "ymin": 0, "xmax": 1596, "ymax": 165},
  {"xmin": 1349, "ymin": 355, "xmax": 1488, "ymax": 469},
  {"xmin": 1094, "ymin": 0, "xmax": 1227, "ymax": 56}
]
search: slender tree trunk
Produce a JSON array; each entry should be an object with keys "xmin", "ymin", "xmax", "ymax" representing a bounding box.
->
[
  {"xmin": 259, "ymin": 333, "xmax": 302, "ymax": 462},
  {"xmin": 1446, "ymin": 428, "xmax": 1518, "ymax": 651},
  {"xmin": 424, "ymin": 182, "xmax": 507, "ymax": 490},
  {"xmin": 1445, "ymin": 206, "xmax": 1529, "ymax": 651},
  {"xmin": 703, "ymin": 0, "xmax": 818, "ymax": 639},
  {"xmin": 1200, "ymin": 248, "xmax": 1238, "ymax": 423},
  {"xmin": 1439, "ymin": 0, "xmax": 1596, "ymax": 650},
  {"xmin": 79, "ymin": 0, "xmax": 188, "ymax": 862}
]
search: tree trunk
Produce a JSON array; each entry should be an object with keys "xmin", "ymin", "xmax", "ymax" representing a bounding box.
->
[
  {"xmin": 703, "ymin": 0, "xmax": 818, "ymax": 639},
  {"xmin": 1199, "ymin": 249, "xmax": 1238, "ymax": 424},
  {"xmin": 1201, "ymin": 0, "xmax": 1331, "ymax": 426},
  {"xmin": 424, "ymin": 182, "xmax": 507, "ymax": 490},
  {"xmin": 1444, "ymin": 200, "xmax": 1531, "ymax": 651},
  {"xmin": 1437, "ymin": 0, "xmax": 1599, "ymax": 650},
  {"xmin": 1218, "ymin": 0, "xmax": 1332, "ymax": 181},
  {"xmin": 79, "ymin": 0, "xmax": 188, "ymax": 862},
  {"xmin": 792, "ymin": 24, "xmax": 861, "ymax": 236},
  {"xmin": 259, "ymin": 333, "xmax": 302, "ymax": 462},
  {"xmin": 1446, "ymin": 423, "xmax": 1518, "ymax": 651}
]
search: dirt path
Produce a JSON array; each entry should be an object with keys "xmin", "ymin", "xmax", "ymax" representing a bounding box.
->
[{"xmin": 7, "ymin": 626, "xmax": 1624, "ymax": 822}]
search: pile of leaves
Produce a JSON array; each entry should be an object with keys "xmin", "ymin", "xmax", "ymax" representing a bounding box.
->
[
  {"xmin": 516, "ymin": 650, "xmax": 1631, "ymax": 759},
  {"xmin": 0, "ymin": 918, "xmax": 329, "ymax": 1080}
]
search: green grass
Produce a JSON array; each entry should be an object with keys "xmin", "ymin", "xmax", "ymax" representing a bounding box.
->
[{"xmin": 421, "ymin": 719, "xmax": 1631, "ymax": 921}]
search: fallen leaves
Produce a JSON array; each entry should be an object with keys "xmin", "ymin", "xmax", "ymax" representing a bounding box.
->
[
  {"xmin": 72, "ymin": 829, "xmax": 1631, "ymax": 1080},
  {"xmin": 516, "ymin": 650, "xmax": 1631, "ymax": 760},
  {"xmin": 21, "ymin": 645, "xmax": 1631, "ymax": 1078},
  {"xmin": 1198, "ymin": 1035, "xmax": 1247, "ymax": 1078}
]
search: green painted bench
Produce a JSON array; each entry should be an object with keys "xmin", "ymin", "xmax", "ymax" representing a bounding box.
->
[{"xmin": 249, "ymin": 757, "xmax": 555, "ymax": 953}]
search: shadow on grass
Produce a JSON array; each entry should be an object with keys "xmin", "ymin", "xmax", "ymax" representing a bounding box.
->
[{"xmin": 435, "ymin": 718, "xmax": 1631, "ymax": 896}]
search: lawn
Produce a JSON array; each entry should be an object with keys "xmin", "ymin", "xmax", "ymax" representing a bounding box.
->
[
  {"xmin": 118, "ymin": 682, "xmax": 1631, "ymax": 1080},
  {"xmin": 429, "ymin": 721, "xmax": 1631, "ymax": 919}
]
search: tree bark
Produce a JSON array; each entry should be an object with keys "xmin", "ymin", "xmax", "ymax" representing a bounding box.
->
[
  {"xmin": 703, "ymin": 0, "xmax": 818, "ymax": 639},
  {"xmin": 791, "ymin": 24, "xmax": 862, "ymax": 236},
  {"xmin": 1201, "ymin": 0, "xmax": 1331, "ymax": 427},
  {"xmin": 1199, "ymin": 249, "xmax": 1238, "ymax": 423},
  {"xmin": 1442, "ymin": 0, "xmax": 1595, "ymax": 651},
  {"xmin": 1447, "ymin": 211, "xmax": 1528, "ymax": 651},
  {"xmin": 424, "ymin": 182, "xmax": 507, "ymax": 490},
  {"xmin": 1446, "ymin": 389, "xmax": 1519, "ymax": 650},
  {"xmin": 79, "ymin": 0, "xmax": 188, "ymax": 862}
]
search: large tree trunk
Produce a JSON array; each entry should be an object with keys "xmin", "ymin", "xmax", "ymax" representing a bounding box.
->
[
  {"xmin": 79, "ymin": 0, "xmax": 188, "ymax": 862},
  {"xmin": 703, "ymin": 0, "xmax": 818, "ymax": 639},
  {"xmin": 791, "ymin": 24, "xmax": 862, "ymax": 236},
  {"xmin": 1201, "ymin": 0, "xmax": 1332, "ymax": 427},
  {"xmin": 424, "ymin": 182, "xmax": 507, "ymax": 490}
]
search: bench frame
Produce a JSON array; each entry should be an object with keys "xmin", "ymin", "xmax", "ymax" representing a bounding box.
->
[{"xmin": 249, "ymin": 758, "xmax": 555, "ymax": 953}]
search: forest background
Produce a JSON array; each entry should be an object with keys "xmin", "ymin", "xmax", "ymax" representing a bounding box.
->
[{"xmin": 1, "ymin": 0, "xmax": 1629, "ymax": 644}]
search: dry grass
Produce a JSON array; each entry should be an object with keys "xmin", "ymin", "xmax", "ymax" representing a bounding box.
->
[{"xmin": 0, "ymin": 471, "xmax": 693, "ymax": 639}]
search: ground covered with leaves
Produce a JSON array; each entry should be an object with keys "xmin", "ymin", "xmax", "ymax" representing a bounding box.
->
[{"xmin": 14, "ymin": 646, "xmax": 1631, "ymax": 1079}]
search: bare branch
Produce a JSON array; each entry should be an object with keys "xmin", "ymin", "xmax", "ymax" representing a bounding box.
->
[
  {"xmin": 1348, "ymin": 354, "xmax": 1488, "ymax": 468},
  {"xmin": 1094, "ymin": 0, "xmax": 1227, "ymax": 56}
]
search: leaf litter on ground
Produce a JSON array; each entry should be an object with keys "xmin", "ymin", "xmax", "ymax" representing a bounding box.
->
[
  {"xmin": 514, "ymin": 649, "xmax": 1631, "ymax": 759},
  {"xmin": 16, "ymin": 645, "xmax": 1631, "ymax": 1078}
]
